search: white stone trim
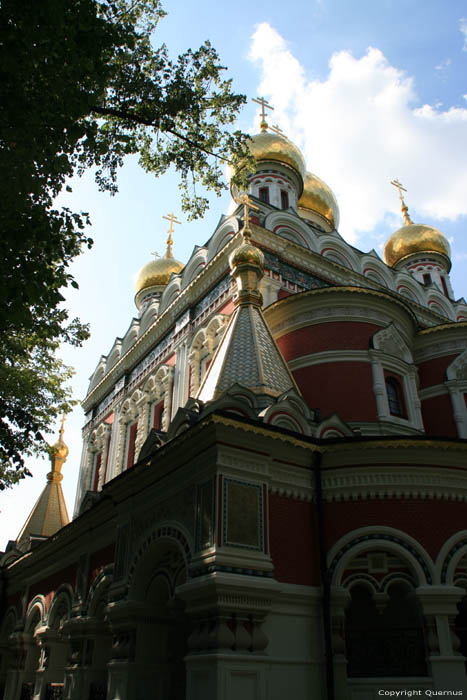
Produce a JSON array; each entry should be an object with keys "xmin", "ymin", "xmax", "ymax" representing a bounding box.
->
[
  {"xmin": 322, "ymin": 465, "xmax": 467, "ymax": 503},
  {"xmin": 327, "ymin": 526, "xmax": 434, "ymax": 586}
]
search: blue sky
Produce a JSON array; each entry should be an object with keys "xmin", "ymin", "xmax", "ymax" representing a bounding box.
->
[{"xmin": 2, "ymin": 0, "xmax": 467, "ymax": 548}]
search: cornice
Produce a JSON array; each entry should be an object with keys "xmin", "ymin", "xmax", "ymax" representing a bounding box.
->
[
  {"xmin": 419, "ymin": 384, "xmax": 449, "ymax": 400},
  {"xmin": 322, "ymin": 465, "xmax": 467, "ymax": 503},
  {"xmin": 289, "ymin": 350, "xmax": 369, "ymax": 371}
]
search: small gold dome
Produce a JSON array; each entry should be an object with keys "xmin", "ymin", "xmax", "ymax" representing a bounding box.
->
[
  {"xmin": 298, "ymin": 171, "xmax": 340, "ymax": 229},
  {"xmin": 384, "ymin": 223, "xmax": 451, "ymax": 268},
  {"xmin": 229, "ymin": 241, "xmax": 265, "ymax": 270},
  {"xmin": 135, "ymin": 253, "xmax": 184, "ymax": 294},
  {"xmin": 228, "ymin": 130, "xmax": 306, "ymax": 194},
  {"xmin": 51, "ymin": 439, "xmax": 69, "ymax": 462}
]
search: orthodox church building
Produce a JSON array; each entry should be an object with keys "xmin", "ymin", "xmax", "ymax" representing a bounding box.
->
[{"xmin": 2, "ymin": 102, "xmax": 467, "ymax": 700}]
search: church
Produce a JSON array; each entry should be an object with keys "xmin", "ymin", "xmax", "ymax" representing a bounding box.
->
[{"xmin": 1, "ymin": 99, "xmax": 467, "ymax": 700}]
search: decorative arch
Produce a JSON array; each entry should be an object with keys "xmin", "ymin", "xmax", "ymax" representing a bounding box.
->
[
  {"xmin": 435, "ymin": 531, "xmax": 467, "ymax": 585},
  {"xmin": 274, "ymin": 224, "xmax": 311, "ymax": 249},
  {"xmin": 394, "ymin": 272, "xmax": 423, "ymax": 304},
  {"xmin": 127, "ymin": 522, "xmax": 193, "ymax": 601},
  {"xmin": 120, "ymin": 319, "xmax": 140, "ymax": 355},
  {"xmin": 320, "ymin": 246, "xmax": 354, "ymax": 270},
  {"xmin": 159, "ymin": 276, "xmax": 182, "ymax": 314},
  {"xmin": 328, "ymin": 527, "xmax": 433, "ymax": 586},
  {"xmin": 264, "ymin": 211, "xmax": 317, "ymax": 252},
  {"xmin": 181, "ymin": 247, "xmax": 208, "ymax": 289},
  {"xmin": 427, "ymin": 293, "xmax": 454, "ymax": 320},
  {"xmin": 47, "ymin": 584, "xmax": 73, "ymax": 630},
  {"xmin": 139, "ymin": 298, "xmax": 159, "ymax": 335},
  {"xmin": 25, "ymin": 596, "xmax": 47, "ymax": 631},
  {"xmin": 89, "ymin": 357, "xmax": 106, "ymax": 392},
  {"xmin": 86, "ymin": 564, "xmax": 114, "ymax": 618},
  {"xmin": 105, "ymin": 339, "xmax": 122, "ymax": 372},
  {"xmin": 206, "ymin": 216, "xmax": 239, "ymax": 262}
]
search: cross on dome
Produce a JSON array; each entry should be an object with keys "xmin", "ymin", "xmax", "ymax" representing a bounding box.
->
[
  {"xmin": 252, "ymin": 96, "xmax": 273, "ymax": 131},
  {"xmin": 236, "ymin": 192, "xmax": 260, "ymax": 239},
  {"xmin": 391, "ymin": 178, "xmax": 413, "ymax": 225},
  {"xmin": 162, "ymin": 212, "xmax": 181, "ymax": 257}
]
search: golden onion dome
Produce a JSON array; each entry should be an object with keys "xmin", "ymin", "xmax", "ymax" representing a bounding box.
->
[
  {"xmin": 384, "ymin": 223, "xmax": 451, "ymax": 268},
  {"xmin": 298, "ymin": 171, "xmax": 340, "ymax": 229},
  {"xmin": 228, "ymin": 129, "xmax": 306, "ymax": 194},
  {"xmin": 229, "ymin": 240, "xmax": 265, "ymax": 270},
  {"xmin": 135, "ymin": 252, "xmax": 184, "ymax": 294}
]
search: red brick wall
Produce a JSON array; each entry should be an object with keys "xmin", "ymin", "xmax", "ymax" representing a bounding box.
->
[
  {"xmin": 277, "ymin": 322, "xmax": 381, "ymax": 361},
  {"xmin": 418, "ymin": 354, "xmax": 458, "ymax": 389},
  {"xmin": 88, "ymin": 543, "xmax": 115, "ymax": 588},
  {"xmin": 421, "ymin": 395, "xmax": 457, "ymax": 437},
  {"xmin": 293, "ymin": 363, "xmax": 377, "ymax": 421},
  {"xmin": 269, "ymin": 494, "xmax": 319, "ymax": 584}
]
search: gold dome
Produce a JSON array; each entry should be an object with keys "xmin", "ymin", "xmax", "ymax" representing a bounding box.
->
[
  {"xmin": 135, "ymin": 252, "xmax": 184, "ymax": 294},
  {"xmin": 384, "ymin": 223, "xmax": 451, "ymax": 268},
  {"xmin": 228, "ymin": 130, "xmax": 306, "ymax": 194},
  {"xmin": 298, "ymin": 171, "xmax": 340, "ymax": 229},
  {"xmin": 229, "ymin": 241, "xmax": 265, "ymax": 270}
]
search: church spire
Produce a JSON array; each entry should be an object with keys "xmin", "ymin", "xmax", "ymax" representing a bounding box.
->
[
  {"xmin": 15, "ymin": 418, "xmax": 70, "ymax": 552},
  {"xmin": 197, "ymin": 197, "xmax": 298, "ymax": 404}
]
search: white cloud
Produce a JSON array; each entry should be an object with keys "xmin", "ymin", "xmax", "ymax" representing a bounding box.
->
[
  {"xmin": 460, "ymin": 18, "xmax": 467, "ymax": 51},
  {"xmin": 249, "ymin": 23, "xmax": 467, "ymax": 242}
]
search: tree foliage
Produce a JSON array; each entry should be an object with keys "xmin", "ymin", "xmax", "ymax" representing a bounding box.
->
[{"xmin": 0, "ymin": 0, "xmax": 251, "ymax": 487}]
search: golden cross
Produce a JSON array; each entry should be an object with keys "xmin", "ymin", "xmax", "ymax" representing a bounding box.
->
[
  {"xmin": 236, "ymin": 193, "xmax": 260, "ymax": 238},
  {"xmin": 162, "ymin": 213, "xmax": 181, "ymax": 257},
  {"xmin": 151, "ymin": 251, "xmax": 160, "ymax": 260},
  {"xmin": 252, "ymin": 96, "xmax": 274, "ymax": 131},
  {"xmin": 390, "ymin": 178, "xmax": 412, "ymax": 225},
  {"xmin": 269, "ymin": 124, "xmax": 284, "ymax": 137},
  {"xmin": 59, "ymin": 414, "xmax": 66, "ymax": 439}
]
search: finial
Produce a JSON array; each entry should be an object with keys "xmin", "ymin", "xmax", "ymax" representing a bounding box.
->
[
  {"xmin": 59, "ymin": 414, "xmax": 66, "ymax": 440},
  {"xmin": 235, "ymin": 193, "xmax": 260, "ymax": 239},
  {"xmin": 252, "ymin": 96, "xmax": 274, "ymax": 132},
  {"xmin": 391, "ymin": 178, "xmax": 413, "ymax": 226},
  {"xmin": 48, "ymin": 416, "xmax": 69, "ymax": 477},
  {"xmin": 162, "ymin": 213, "xmax": 181, "ymax": 258}
]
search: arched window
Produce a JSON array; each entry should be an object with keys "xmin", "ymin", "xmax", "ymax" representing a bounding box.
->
[
  {"xmin": 280, "ymin": 190, "xmax": 289, "ymax": 209},
  {"xmin": 386, "ymin": 377, "xmax": 404, "ymax": 417},
  {"xmin": 345, "ymin": 581, "xmax": 427, "ymax": 677},
  {"xmin": 259, "ymin": 187, "xmax": 269, "ymax": 203}
]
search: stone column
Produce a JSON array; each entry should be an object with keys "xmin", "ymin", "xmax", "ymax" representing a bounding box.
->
[
  {"xmin": 177, "ymin": 573, "xmax": 281, "ymax": 700},
  {"xmin": 163, "ymin": 367, "xmax": 175, "ymax": 430},
  {"xmin": 369, "ymin": 350, "xmax": 387, "ymax": 420},
  {"xmin": 106, "ymin": 600, "xmax": 175, "ymax": 700},
  {"xmin": 405, "ymin": 366, "xmax": 424, "ymax": 430},
  {"xmin": 417, "ymin": 585, "xmax": 467, "ymax": 692},
  {"xmin": 62, "ymin": 617, "xmax": 111, "ymax": 700},
  {"xmin": 330, "ymin": 586, "xmax": 351, "ymax": 700},
  {"xmin": 446, "ymin": 380, "xmax": 467, "ymax": 439},
  {"xmin": 33, "ymin": 626, "xmax": 67, "ymax": 700},
  {"xmin": 7, "ymin": 630, "xmax": 39, "ymax": 700}
]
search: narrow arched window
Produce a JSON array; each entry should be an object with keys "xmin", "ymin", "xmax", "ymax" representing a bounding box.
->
[
  {"xmin": 386, "ymin": 377, "xmax": 404, "ymax": 417},
  {"xmin": 280, "ymin": 190, "xmax": 289, "ymax": 209},
  {"xmin": 259, "ymin": 187, "xmax": 269, "ymax": 203}
]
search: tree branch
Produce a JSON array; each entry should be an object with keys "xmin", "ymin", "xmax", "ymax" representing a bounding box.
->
[{"xmin": 91, "ymin": 104, "xmax": 232, "ymax": 163}]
